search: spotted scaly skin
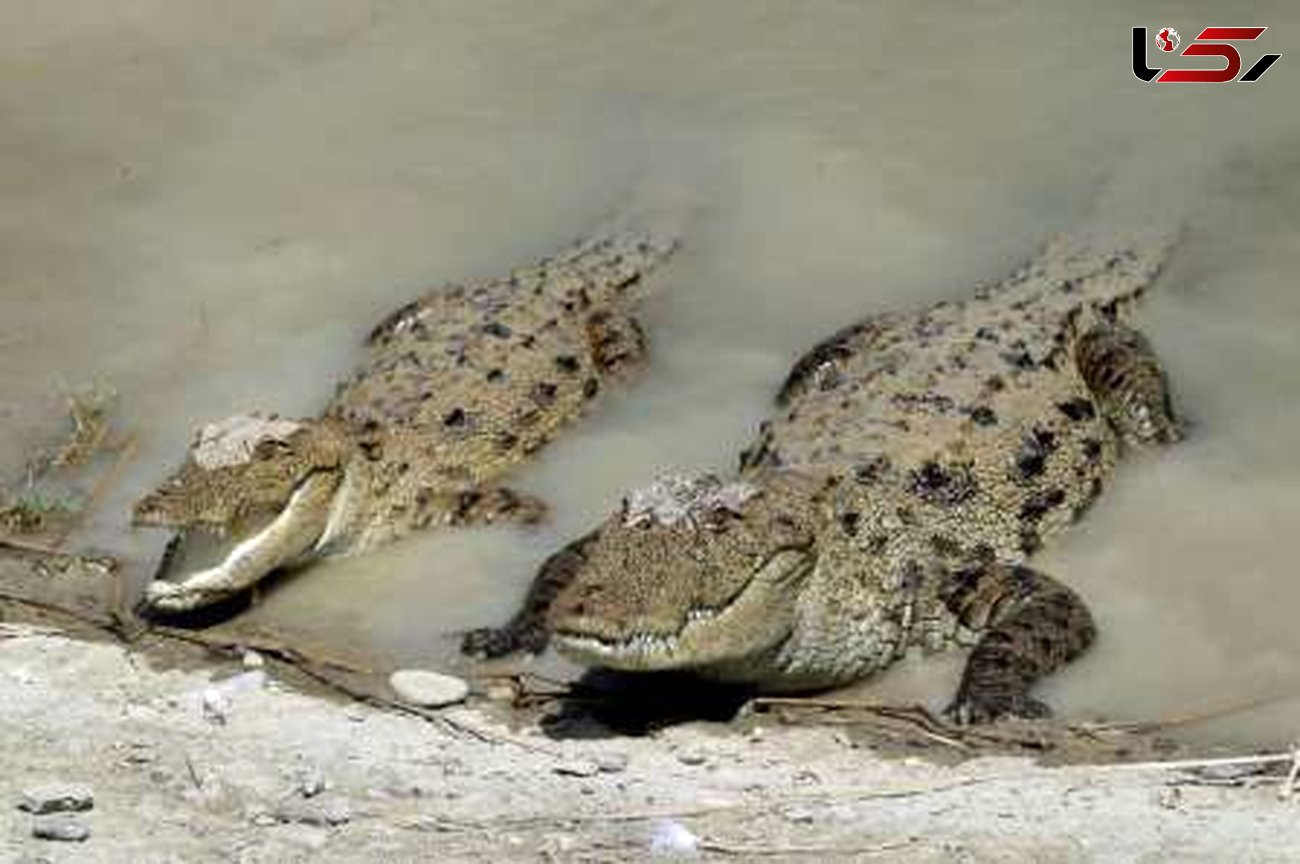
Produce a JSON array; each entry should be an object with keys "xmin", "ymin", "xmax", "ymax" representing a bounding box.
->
[
  {"xmin": 134, "ymin": 220, "xmax": 681, "ymax": 614},
  {"xmin": 469, "ymin": 232, "xmax": 1182, "ymax": 723}
]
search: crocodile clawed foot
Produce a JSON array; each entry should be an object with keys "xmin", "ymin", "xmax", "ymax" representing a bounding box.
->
[
  {"xmin": 943, "ymin": 691, "xmax": 1052, "ymax": 726},
  {"xmin": 140, "ymin": 572, "xmax": 239, "ymax": 615},
  {"xmin": 460, "ymin": 621, "xmax": 549, "ymax": 659}
]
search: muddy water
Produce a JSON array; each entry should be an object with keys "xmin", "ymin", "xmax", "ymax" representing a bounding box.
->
[{"xmin": 2, "ymin": 1, "xmax": 1299, "ymax": 745}]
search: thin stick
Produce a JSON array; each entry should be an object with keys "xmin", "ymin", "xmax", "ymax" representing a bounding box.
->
[
  {"xmin": 699, "ymin": 837, "xmax": 919, "ymax": 857},
  {"xmin": 1075, "ymin": 693, "xmax": 1296, "ymax": 735},
  {"xmin": 1101, "ymin": 752, "xmax": 1297, "ymax": 773},
  {"xmin": 0, "ymin": 538, "xmax": 81, "ymax": 558},
  {"xmin": 1279, "ymin": 746, "xmax": 1300, "ymax": 800},
  {"xmin": 150, "ymin": 625, "xmax": 372, "ymax": 675},
  {"xmin": 752, "ymin": 696, "xmax": 973, "ymax": 751},
  {"xmin": 750, "ymin": 695, "xmax": 904, "ymax": 711},
  {"xmin": 183, "ymin": 752, "xmax": 204, "ymax": 791}
]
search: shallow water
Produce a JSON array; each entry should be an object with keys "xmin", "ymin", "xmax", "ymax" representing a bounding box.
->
[{"xmin": 2, "ymin": 1, "xmax": 1299, "ymax": 745}]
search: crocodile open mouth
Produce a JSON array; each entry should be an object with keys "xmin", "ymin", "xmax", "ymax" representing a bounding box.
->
[
  {"xmin": 139, "ymin": 469, "xmax": 344, "ymax": 615},
  {"xmin": 552, "ymin": 546, "xmax": 815, "ymax": 672}
]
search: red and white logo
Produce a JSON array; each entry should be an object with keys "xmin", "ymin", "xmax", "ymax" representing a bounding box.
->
[{"xmin": 1133, "ymin": 26, "xmax": 1281, "ymax": 83}]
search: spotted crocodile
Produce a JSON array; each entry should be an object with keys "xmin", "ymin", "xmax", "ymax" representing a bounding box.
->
[
  {"xmin": 134, "ymin": 215, "xmax": 681, "ymax": 614},
  {"xmin": 463, "ymin": 231, "xmax": 1182, "ymax": 722}
]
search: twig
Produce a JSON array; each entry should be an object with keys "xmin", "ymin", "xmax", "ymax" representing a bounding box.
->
[
  {"xmin": 1102, "ymin": 752, "xmax": 1297, "ymax": 773},
  {"xmin": 750, "ymin": 696, "xmax": 901, "ymax": 711},
  {"xmin": 1280, "ymin": 745, "xmax": 1300, "ymax": 800},
  {"xmin": 0, "ymin": 538, "xmax": 78, "ymax": 558},
  {"xmin": 1074, "ymin": 693, "xmax": 1295, "ymax": 735},
  {"xmin": 0, "ymin": 622, "xmax": 61, "ymax": 639},
  {"xmin": 149, "ymin": 625, "xmax": 371, "ymax": 675},
  {"xmin": 699, "ymin": 837, "xmax": 919, "ymax": 857},
  {"xmin": 183, "ymin": 752, "xmax": 204, "ymax": 791},
  {"xmin": 751, "ymin": 696, "xmax": 972, "ymax": 751}
]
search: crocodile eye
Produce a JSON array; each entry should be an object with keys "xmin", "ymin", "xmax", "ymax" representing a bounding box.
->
[{"xmin": 254, "ymin": 439, "xmax": 292, "ymax": 458}]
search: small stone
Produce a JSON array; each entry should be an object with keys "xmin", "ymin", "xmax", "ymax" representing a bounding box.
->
[
  {"xmin": 388, "ymin": 669, "xmax": 469, "ymax": 708},
  {"xmin": 553, "ymin": 760, "xmax": 600, "ymax": 778},
  {"xmin": 676, "ymin": 751, "xmax": 708, "ymax": 767},
  {"xmin": 596, "ymin": 753, "xmax": 630, "ymax": 774},
  {"xmin": 485, "ymin": 681, "xmax": 518, "ymax": 703},
  {"xmin": 201, "ymin": 687, "xmax": 230, "ymax": 724},
  {"xmin": 299, "ymin": 769, "xmax": 327, "ymax": 798},
  {"xmin": 649, "ymin": 819, "xmax": 698, "ymax": 855},
  {"xmin": 317, "ymin": 798, "xmax": 353, "ymax": 827},
  {"xmin": 242, "ymin": 650, "xmax": 265, "ymax": 669},
  {"xmin": 32, "ymin": 815, "xmax": 91, "ymax": 842},
  {"xmin": 274, "ymin": 795, "xmax": 352, "ymax": 827},
  {"xmin": 18, "ymin": 784, "xmax": 94, "ymax": 814},
  {"xmin": 783, "ymin": 806, "xmax": 816, "ymax": 824},
  {"xmin": 1190, "ymin": 763, "xmax": 1264, "ymax": 783}
]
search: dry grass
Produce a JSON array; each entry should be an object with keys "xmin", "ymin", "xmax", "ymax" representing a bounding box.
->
[
  {"xmin": 0, "ymin": 383, "xmax": 121, "ymax": 538},
  {"xmin": 0, "ymin": 488, "xmax": 82, "ymax": 535},
  {"xmin": 50, "ymin": 383, "xmax": 119, "ymax": 468}
]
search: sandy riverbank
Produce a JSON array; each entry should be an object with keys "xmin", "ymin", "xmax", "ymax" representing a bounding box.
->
[{"xmin": 4, "ymin": 616, "xmax": 1299, "ymax": 863}]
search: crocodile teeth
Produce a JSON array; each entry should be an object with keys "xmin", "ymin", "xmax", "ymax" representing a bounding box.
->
[{"xmin": 558, "ymin": 632, "xmax": 679, "ymax": 659}]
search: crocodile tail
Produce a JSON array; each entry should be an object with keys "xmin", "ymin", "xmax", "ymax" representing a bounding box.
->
[
  {"xmin": 545, "ymin": 180, "xmax": 699, "ymax": 297},
  {"xmin": 990, "ymin": 225, "xmax": 1181, "ymax": 316}
]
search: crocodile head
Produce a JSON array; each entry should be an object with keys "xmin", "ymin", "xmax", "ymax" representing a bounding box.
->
[
  {"xmin": 133, "ymin": 414, "xmax": 357, "ymax": 613},
  {"xmin": 549, "ymin": 470, "xmax": 829, "ymax": 679}
]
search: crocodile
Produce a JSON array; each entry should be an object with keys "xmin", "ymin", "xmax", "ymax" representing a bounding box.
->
[
  {"xmin": 463, "ymin": 231, "xmax": 1182, "ymax": 722},
  {"xmin": 134, "ymin": 215, "xmax": 681, "ymax": 614}
]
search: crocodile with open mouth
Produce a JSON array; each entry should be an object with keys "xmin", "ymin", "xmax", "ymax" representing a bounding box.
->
[
  {"xmin": 464, "ymin": 231, "xmax": 1182, "ymax": 722},
  {"xmin": 134, "ymin": 214, "xmax": 681, "ymax": 614}
]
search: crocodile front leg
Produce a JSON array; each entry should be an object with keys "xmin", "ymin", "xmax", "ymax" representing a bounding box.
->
[
  {"xmin": 939, "ymin": 561, "xmax": 1096, "ymax": 724},
  {"xmin": 461, "ymin": 529, "xmax": 598, "ymax": 657},
  {"xmin": 448, "ymin": 486, "xmax": 548, "ymax": 527},
  {"xmin": 1075, "ymin": 320, "xmax": 1183, "ymax": 445},
  {"xmin": 143, "ymin": 471, "xmax": 340, "ymax": 614}
]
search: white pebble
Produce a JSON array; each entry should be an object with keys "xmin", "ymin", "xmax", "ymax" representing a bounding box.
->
[
  {"xmin": 553, "ymin": 760, "xmax": 600, "ymax": 778},
  {"xmin": 649, "ymin": 819, "xmax": 699, "ymax": 856},
  {"xmin": 201, "ymin": 687, "xmax": 230, "ymax": 724},
  {"xmin": 32, "ymin": 815, "xmax": 90, "ymax": 842},
  {"xmin": 18, "ymin": 784, "xmax": 94, "ymax": 814},
  {"xmin": 389, "ymin": 669, "xmax": 469, "ymax": 707}
]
